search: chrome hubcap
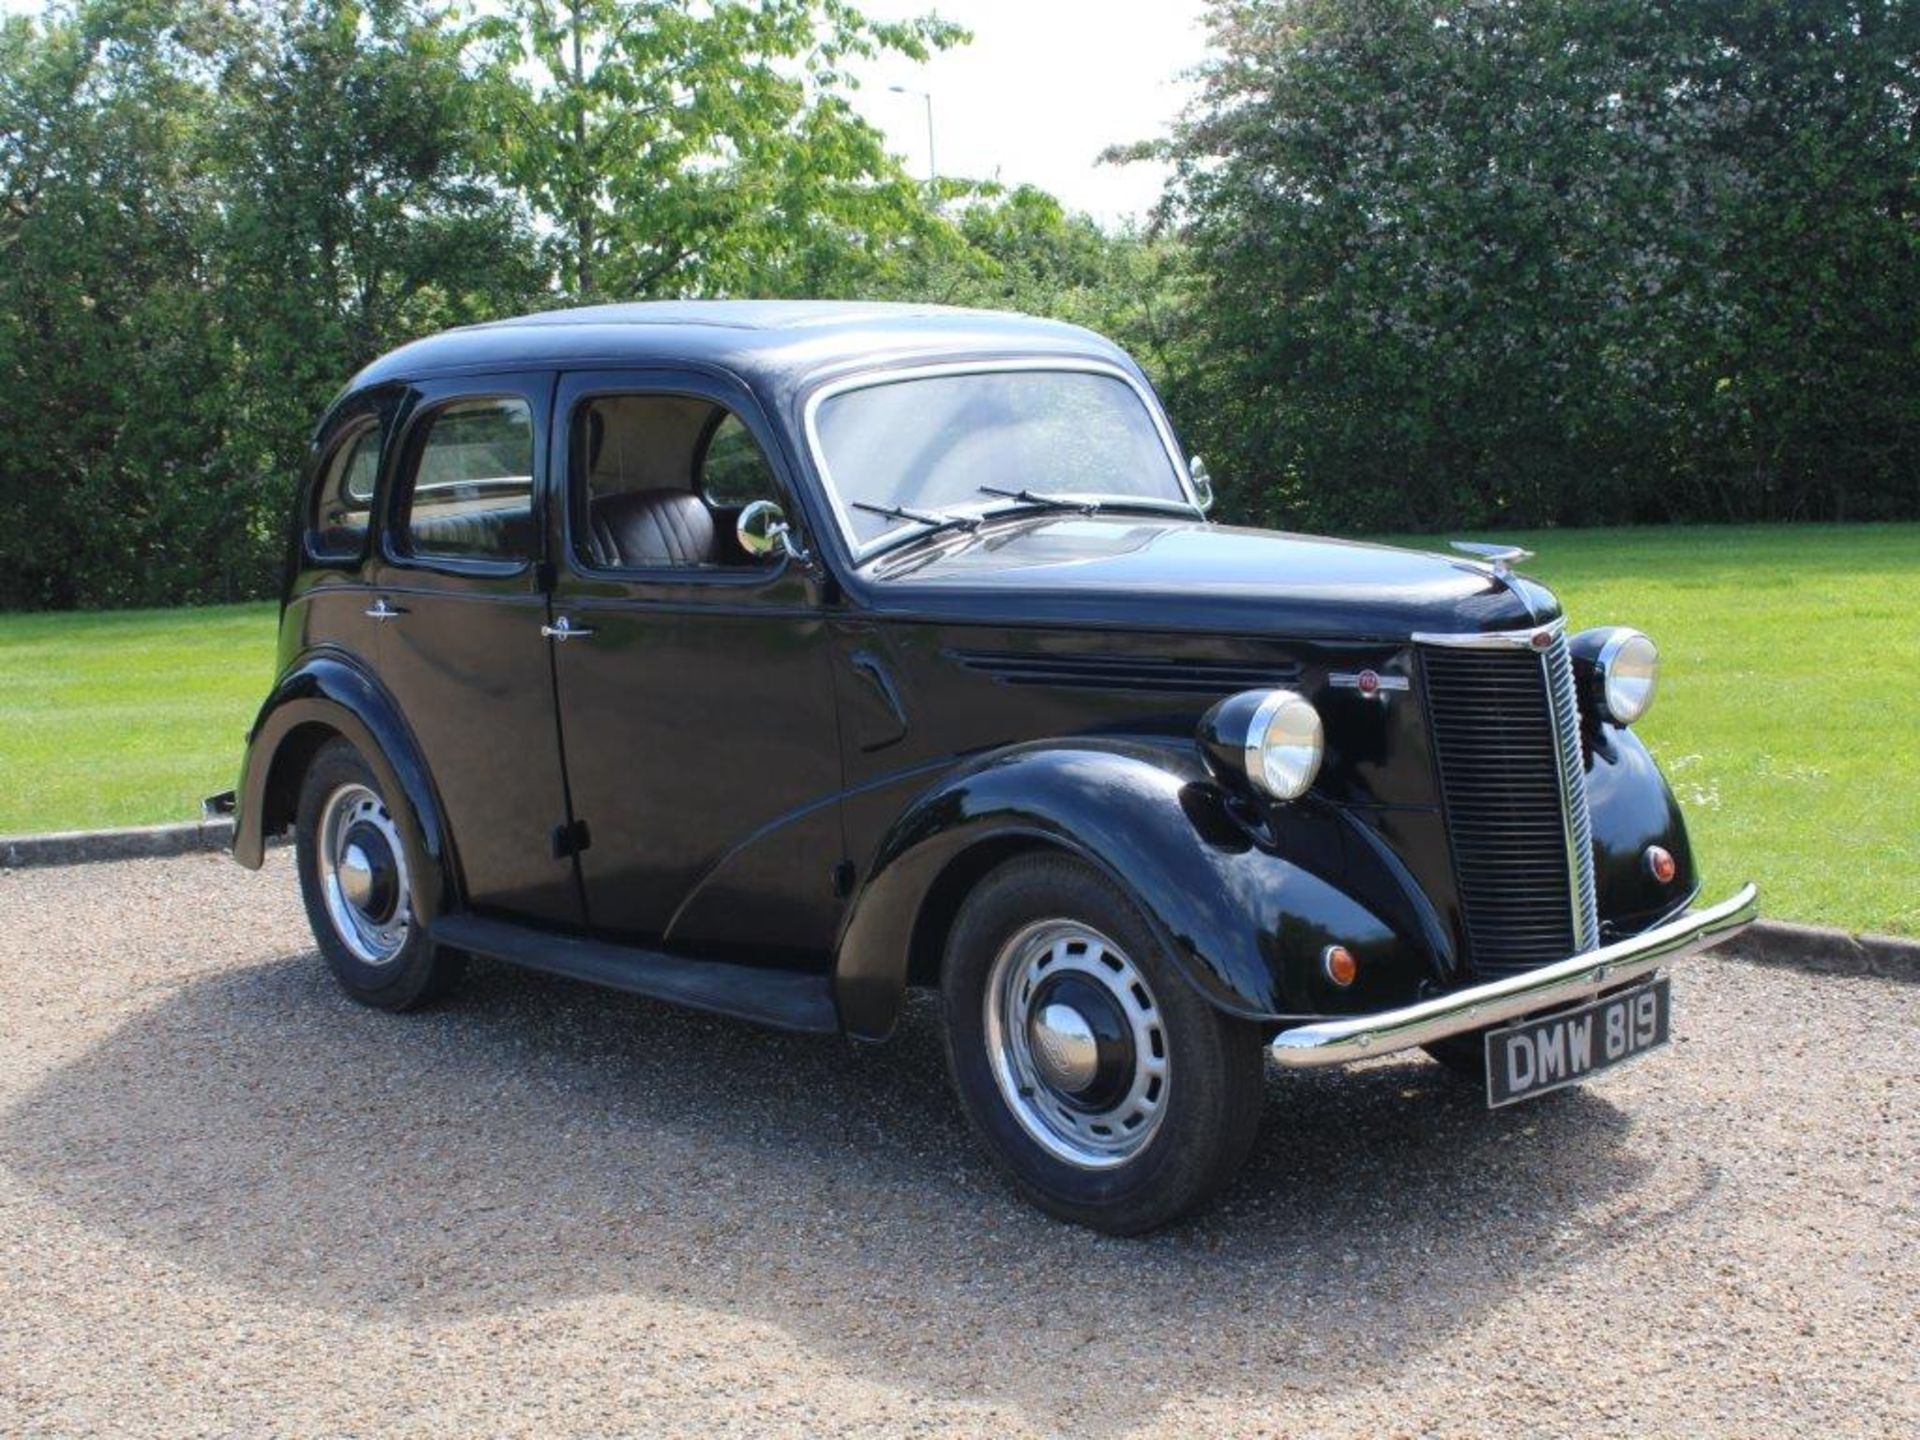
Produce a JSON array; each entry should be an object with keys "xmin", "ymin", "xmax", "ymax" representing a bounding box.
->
[
  {"xmin": 316, "ymin": 783, "xmax": 411, "ymax": 966},
  {"xmin": 984, "ymin": 920, "xmax": 1169, "ymax": 1170},
  {"xmin": 338, "ymin": 842, "xmax": 377, "ymax": 911},
  {"xmin": 1029, "ymin": 1002, "xmax": 1100, "ymax": 1092}
]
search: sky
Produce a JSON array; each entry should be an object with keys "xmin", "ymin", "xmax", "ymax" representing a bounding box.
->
[
  {"xmin": 0, "ymin": 0, "xmax": 1217, "ymax": 224},
  {"xmin": 847, "ymin": 0, "xmax": 1215, "ymax": 224}
]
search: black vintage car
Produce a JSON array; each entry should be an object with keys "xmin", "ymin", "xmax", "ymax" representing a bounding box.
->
[{"xmin": 226, "ymin": 301, "xmax": 1757, "ymax": 1232}]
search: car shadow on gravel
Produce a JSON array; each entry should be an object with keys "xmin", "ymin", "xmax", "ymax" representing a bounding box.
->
[{"xmin": 1, "ymin": 950, "xmax": 1719, "ymax": 1433}]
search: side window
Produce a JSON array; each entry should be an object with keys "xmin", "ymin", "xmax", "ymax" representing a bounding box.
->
[
  {"xmin": 400, "ymin": 398, "xmax": 536, "ymax": 563},
  {"xmin": 573, "ymin": 394, "xmax": 783, "ymax": 571},
  {"xmin": 698, "ymin": 413, "xmax": 780, "ymax": 509},
  {"xmin": 310, "ymin": 424, "xmax": 381, "ymax": 558}
]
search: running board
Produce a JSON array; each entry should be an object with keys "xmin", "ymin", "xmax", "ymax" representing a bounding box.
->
[{"xmin": 430, "ymin": 914, "xmax": 840, "ymax": 1034}]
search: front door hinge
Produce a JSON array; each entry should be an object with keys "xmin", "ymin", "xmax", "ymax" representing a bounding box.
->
[{"xmin": 551, "ymin": 818, "xmax": 592, "ymax": 859}]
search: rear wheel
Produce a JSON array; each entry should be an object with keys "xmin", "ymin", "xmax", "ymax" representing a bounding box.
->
[
  {"xmin": 940, "ymin": 854, "xmax": 1266, "ymax": 1234},
  {"xmin": 295, "ymin": 737, "xmax": 464, "ymax": 1010}
]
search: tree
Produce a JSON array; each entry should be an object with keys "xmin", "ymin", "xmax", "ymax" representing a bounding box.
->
[
  {"xmin": 0, "ymin": 0, "xmax": 234, "ymax": 608},
  {"xmin": 0, "ymin": 0, "xmax": 548, "ymax": 608},
  {"xmin": 1156, "ymin": 0, "xmax": 1920, "ymax": 532},
  {"xmin": 875, "ymin": 183, "xmax": 1202, "ymax": 405},
  {"xmin": 211, "ymin": 0, "xmax": 546, "ymax": 543},
  {"xmin": 471, "ymin": 0, "xmax": 965, "ymax": 300}
]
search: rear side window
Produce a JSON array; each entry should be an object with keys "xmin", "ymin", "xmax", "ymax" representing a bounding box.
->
[
  {"xmin": 400, "ymin": 398, "xmax": 536, "ymax": 562},
  {"xmin": 310, "ymin": 425, "xmax": 381, "ymax": 559}
]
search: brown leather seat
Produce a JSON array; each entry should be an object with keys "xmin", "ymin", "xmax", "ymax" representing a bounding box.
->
[
  {"xmin": 408, "ymin": 506, "xmax": 535, "ymax": 559},
  {"xmin": 586, "ymin": 489, "xmax": 718, "ymax": 568}
]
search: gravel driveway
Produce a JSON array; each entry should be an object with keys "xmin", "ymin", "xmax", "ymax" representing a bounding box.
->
[{"xmin": 1, "ymin": 852, "xmax": 1913, "ymax": 1438}]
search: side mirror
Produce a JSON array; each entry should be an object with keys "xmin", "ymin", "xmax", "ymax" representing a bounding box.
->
[
  {"xmin": 736, "ymin": 499, "xmax": 806, "ymax": 562},
  {"xmin": 1188, "ymin": 455, "xmax": 1216, "ymax": 515}
]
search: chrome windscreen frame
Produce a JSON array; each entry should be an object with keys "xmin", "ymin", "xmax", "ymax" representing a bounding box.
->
[{"xmin": 798, "ymin": 357, "xmax": 1206, "ymax": 563}]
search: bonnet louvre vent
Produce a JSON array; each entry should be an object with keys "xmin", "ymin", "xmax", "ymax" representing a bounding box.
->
[{"xmin": 951, "ymin": 650, "xmax": 1301, "ymax": 696}]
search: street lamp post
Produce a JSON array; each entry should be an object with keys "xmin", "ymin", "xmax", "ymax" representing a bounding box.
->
[{"xmin": 887, "ymin": 84, "xmax": 937, "ymax": 193}]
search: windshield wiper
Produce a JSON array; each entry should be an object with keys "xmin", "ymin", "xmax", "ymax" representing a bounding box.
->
[
  {"xmin": 852, "ymin": 499, "xmax": 985, "ymax": 541},
  {"xmin": 977, "ymin": 485, "xmax": 1101, "ymax": 516}
]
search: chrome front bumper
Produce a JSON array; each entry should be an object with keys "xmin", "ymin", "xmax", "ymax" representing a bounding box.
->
[{"xmin": 1269, "ymin": 883, "xmax": 1759, "ymax": 1069}]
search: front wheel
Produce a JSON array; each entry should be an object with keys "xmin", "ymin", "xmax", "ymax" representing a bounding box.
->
[{"xmin": 940, "ymin": 855, "xmax": 1266, "ymax": 1234}]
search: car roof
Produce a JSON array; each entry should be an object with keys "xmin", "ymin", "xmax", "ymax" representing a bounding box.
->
[{"xmin": 345, "ymin": 301, "xmax": 1132, "ymax": 398}]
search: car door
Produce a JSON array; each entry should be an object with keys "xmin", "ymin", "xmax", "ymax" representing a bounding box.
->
[
  {"xmin": 365, "ymin": 372, "xmax": 583, "ymax": 929},
  {"xmin": 545, "ymin": 368, "xmax": 844, "ymax": 965}
]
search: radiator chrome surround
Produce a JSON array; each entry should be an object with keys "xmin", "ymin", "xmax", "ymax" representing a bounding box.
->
[
  {"xmin": 1412, "ymin": 619, "xmax": 1601, "ymax": 973},
  {"xmin": 1543, "ymin": 633, "xmax": 1602, "ymax": 953}
]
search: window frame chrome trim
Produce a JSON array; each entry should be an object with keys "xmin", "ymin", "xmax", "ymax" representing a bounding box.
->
[{"xmin": 799, "ymin": 357, "xmax": 1205, "ymax": 563}]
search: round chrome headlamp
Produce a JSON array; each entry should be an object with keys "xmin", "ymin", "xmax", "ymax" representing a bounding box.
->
[
  {"xmin": 1198, "ymin": 689, "xmax": 1325, "ymax": 802},
  {"xmin": 1571, "ymin": 626, "xmax": 1660, "ymax": 725}
]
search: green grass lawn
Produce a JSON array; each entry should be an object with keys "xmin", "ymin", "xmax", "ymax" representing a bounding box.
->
[
  {"xmin": 0, "ymin": 602, "xmax": 277, "ymax": 836},
  {"xmin": 1, "ymin": 523, "xmax": 1914, "ymax": 935}
]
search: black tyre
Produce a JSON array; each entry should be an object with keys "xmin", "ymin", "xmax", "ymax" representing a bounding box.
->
[
  {"xmin": 940, "ymin": 854, "xmax": 1267, "ymax": 1234},
  {"xmin": 294, "ymin": 737, "xmax": 464, "ymax": 1011}
]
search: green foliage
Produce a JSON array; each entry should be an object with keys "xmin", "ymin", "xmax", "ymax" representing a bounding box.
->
[
  {"xmin": 0, "ymin": 599, "xmax": 275, "ymax": 831},
  {"xmin": 1162, "ymin": 0, "xmax": 1920, "ymax": 533},
  {"xmin": 864, "ymin": 183, "xmax": 1204, "ymax": 408},
  {"xmin": 469, "ymin": 0, "xmax": 966, "ymax": 298},
  {"xmin": 0, "ymin": 0, "xmax": 546, "ymax": 609},
  {"xmin": 0, "ymin": 1, "xmax": 233, "ymax": 608},
  {"xmin": 213, "ymin": 0, "xmax": 547, "ymax": 525}
]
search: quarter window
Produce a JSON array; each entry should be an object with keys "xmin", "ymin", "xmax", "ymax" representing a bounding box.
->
[
  {"xmin": 401, "ymin": 398, "xmax": 536, "ymax": 562},
  {"xmin": 310, "ymin": 424, "xmax": 381, "ymax": 559}
]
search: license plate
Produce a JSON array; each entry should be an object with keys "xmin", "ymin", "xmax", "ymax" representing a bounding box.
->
[{"xmin": 1485, "ymin": 977, "xmax": 1671, "ymax": 1108}]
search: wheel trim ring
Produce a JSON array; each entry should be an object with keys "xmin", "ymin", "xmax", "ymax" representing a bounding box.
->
[
  {"xmin": 983, "ymin": 919, "xmax": 1170, "ymax": 1171},
  {"xmin": 316, "ymin": 782, "xmax": 412, "ymax": 967}
]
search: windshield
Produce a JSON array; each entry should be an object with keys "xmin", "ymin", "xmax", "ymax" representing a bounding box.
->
[{"xmin": 810, "ymin": 368, "xmax": 1189, "ymax": 553}]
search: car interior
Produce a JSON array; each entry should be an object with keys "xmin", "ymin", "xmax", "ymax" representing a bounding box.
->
[
  {"xmin": 574, "ymin": 395, "xmax": 782, "ymax": 570},
  {"xmin": 395, "ymin": 398, "xmax": 539, "ymax": 562}
]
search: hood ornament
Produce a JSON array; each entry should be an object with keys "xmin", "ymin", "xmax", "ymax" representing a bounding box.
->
[{"xmin": 1449, "ymin": 540, "xmax": 1536, "ymax": 579}]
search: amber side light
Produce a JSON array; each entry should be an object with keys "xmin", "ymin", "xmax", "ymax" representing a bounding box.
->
[
  {"xmin": 1645, "ymin": 846, "xmax": 1678, "ymax": 885},
  {"xmin": 1322, "ymin": 945, "xmax": 1359, "ymax": 987}
]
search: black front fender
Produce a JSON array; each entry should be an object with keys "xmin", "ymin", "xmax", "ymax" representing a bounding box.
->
[
  {"xmin": 232, "ymin": 650, "xmax": 455, "ymax": 917},
  {"xmin": 833, "ymin": 739, "xmax": 1442, "ymax": 1041},
  {"xmin": 1588, "ymin": 724, "xmax": 1698, "ymax": 931}
]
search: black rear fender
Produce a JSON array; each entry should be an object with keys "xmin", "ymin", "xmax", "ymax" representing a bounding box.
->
[{"xmin": 231, "ymin": 651, "xmax": 456, "ymax": 917}]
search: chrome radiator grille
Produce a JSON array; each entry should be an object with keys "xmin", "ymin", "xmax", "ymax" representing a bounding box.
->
[{"xmin": 1421, "ymin": 633, "xmax": 1600, "ymax": 975}]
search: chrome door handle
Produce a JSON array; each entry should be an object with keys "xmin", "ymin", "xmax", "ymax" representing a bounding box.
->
[
  {"xmin": 541, "ymin": 616, "xmax": 595, "ymax": 642},
  {"xmin": 364, "ymin": 598, "xmax": 405, "ymax": 621}
]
